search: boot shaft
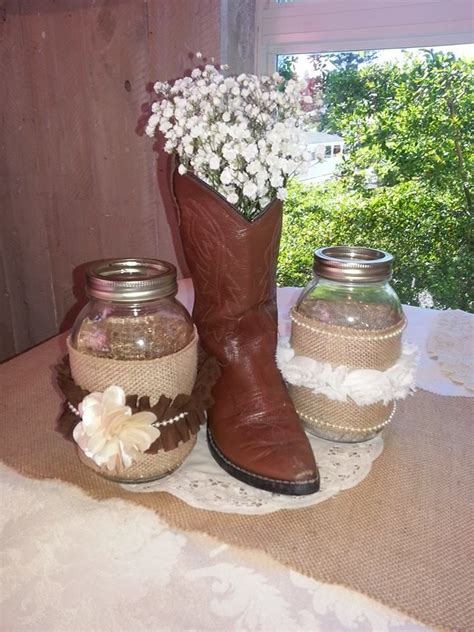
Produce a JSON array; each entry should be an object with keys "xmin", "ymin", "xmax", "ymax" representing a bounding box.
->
[{"xmin": 173, "ymin": 173, "xmax": 282, "ymax": 355}]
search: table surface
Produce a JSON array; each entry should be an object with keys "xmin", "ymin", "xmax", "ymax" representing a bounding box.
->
[{"xmin": 1, "ymin": 283, "xmax": 472, "ymax": 632}]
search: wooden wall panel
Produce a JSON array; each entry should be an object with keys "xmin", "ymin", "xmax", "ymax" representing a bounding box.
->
[
  {"xmin": 0, "ymin": 0, "xmax": 221, "ymax": 362},
  {"xmin": 0, "ymin": 0, "xmax": 59, "ymax": 352},
  {"xmin": 0, "ymin": 241, "xmax": 16, "ymax": 360}
]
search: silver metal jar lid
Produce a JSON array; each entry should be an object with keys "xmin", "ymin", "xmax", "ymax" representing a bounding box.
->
[
  {"xmin": 313, "ymin": 246, "xmax": 393, "ymax": 283},
  {"xmin": 86, "ymin": 258, "xmax": 178, "ymax": 302}
]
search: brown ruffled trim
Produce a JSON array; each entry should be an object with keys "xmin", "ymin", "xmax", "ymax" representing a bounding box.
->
[{"xmin": 55, "ymin": 351, "xmax": 220, "ymax": 453}]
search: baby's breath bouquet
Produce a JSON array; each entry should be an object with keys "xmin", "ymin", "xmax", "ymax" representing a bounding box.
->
[{"xmin": 146, "ymin": 58, "xmax": 313, "ymax": 220}]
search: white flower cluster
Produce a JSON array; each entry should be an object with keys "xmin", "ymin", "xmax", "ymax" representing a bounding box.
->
[
  {"xmin": 277, "ymin": 339, "xmax": 418, "ymax": 406},
  {"xmin": 146, "ymin": 63, "xmax": 312, "ymax": 220}
]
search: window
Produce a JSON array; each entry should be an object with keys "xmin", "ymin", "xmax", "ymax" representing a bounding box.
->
[
  {"xmin": 255, "ymin": 0, "xmax": 474, "ymax": 74},
  {"xmin": 260, "ymin": 1, "xmax": 474, "ymax": 310}
]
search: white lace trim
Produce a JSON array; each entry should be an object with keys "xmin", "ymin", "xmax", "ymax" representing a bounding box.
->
[{"xmin": 277, "ymin": 339, "xmax": 418, "ymax": 406}]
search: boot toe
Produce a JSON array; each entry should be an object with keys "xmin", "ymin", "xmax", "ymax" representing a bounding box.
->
[{"xmin": 208, "ymin": 409, "xmax": 320, "ymax": 495}]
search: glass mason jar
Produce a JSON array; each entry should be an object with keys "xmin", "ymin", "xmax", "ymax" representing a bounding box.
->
[
  {"xmin": 69, "ymin": 258, "xmax": 197, "ymax": 483},
  {"xmin": 70, "ymin": 259, "xmax": 194, "ymax": 359},
  {"xmin": 297, "ymin": 247, "xmax": 403, "ymax": 330},
  {"xmin": 290, "ymin": 246, "xmax": 404, "ymax": 443}
]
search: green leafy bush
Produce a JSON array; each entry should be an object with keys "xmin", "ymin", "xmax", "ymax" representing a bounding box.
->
[
  {"xmin": 278, "ymin": 178, "xmax": 473, "ymax": 311},
  {"xmin": 321, "ymin": 52, "xmax": 474, "ymax": 203}
]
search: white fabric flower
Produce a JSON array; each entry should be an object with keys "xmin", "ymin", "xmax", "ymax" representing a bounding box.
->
[
  {"xmin": 277, "ymin": 340, "xmax": 418, "ymax": 406},
  {"xmin": 73, "ymin": 386, "xmax": 159, "ymax": 472},
  {"xmin": 178, "ymin": 164, "xmax": 187, "ymax": 175}
]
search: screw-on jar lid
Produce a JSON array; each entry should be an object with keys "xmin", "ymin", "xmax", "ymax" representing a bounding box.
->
[
  {"xmin": 313, "ymin": 246, "xmax": 393, "ymax": 283},
  {"xmin": 86, "ymin": 258, "xmax": 178, "ymax": 302}
]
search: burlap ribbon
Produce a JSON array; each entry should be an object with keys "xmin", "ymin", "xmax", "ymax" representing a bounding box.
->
[
  {"xmin": 290, "ymin": 385, "xmax": 395, "ymax": 435},
  {"xmin": 289, "ymin": 308, "xmax": 405, "ymax": 439},
  {"xmin": 68, "ymin": 328, "xmax": 199, "ymax": 404},
  {"xmin": 290, "ymin": 308, "xmax": 406, "ymax": 371},
  {"xmin": 66, "ymin": 331, "xmax": 199, "ymax": 482}
]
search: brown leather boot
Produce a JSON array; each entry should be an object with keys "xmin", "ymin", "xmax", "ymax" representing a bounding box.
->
[{"xmin": 173, "ymin": 172, "xmax": 320, "ymax": 495}]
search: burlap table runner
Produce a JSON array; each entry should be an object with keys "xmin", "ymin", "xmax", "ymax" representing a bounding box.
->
[{"xmin": 1, "ymin": 335, "xmax": 473, "ymax": 631}]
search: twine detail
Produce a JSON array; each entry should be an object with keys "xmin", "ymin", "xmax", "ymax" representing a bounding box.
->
[
  {"xmin": 296, "ymin": 402, "xmax": 397, "ymax": 433},
  {"xmin": 153, "ymin": 412, "xmax": 188, "ymax": 428},
  {"xmin": 68, "ymin": 401, "xmax": 189, "ymax": 429},
  {"xmin": 290, "ymin": 308, "xmax": 406, "ymax": 341},
  {"xmin": 290, "ymin": 309, "xmax": 405, "ymax": 372}
]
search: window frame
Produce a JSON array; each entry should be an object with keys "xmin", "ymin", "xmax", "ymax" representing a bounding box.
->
[{"xmin": 255, "ymin": 0, "xmax": 474, "ymax": 74}]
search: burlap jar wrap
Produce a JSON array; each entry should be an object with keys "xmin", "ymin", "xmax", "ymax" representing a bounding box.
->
[
  {"xmin": 289, "ymin": 308, "xmax": 405, "ymax": 442},
  {"xmin": 67, "ymin": 330, "xmax": 199, "ymax": 482}
]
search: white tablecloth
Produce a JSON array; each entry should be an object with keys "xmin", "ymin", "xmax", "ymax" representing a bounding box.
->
[{"xmin": 0, "ymin": 462, "xmax": 427, "ymax": 632}]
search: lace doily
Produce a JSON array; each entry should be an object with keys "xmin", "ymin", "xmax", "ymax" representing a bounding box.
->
[
  {"xmin": 426, "ymin": 310, "xmax": 474, "ymax": 392},
  {"xmin": 121, "ymin": 429, "xmax": 383, "ymax": 514}
]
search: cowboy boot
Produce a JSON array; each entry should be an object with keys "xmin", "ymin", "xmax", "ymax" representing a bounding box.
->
[{"xmin": 173, "ymin": 172, "xmax": 320, "ymax": 495}]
